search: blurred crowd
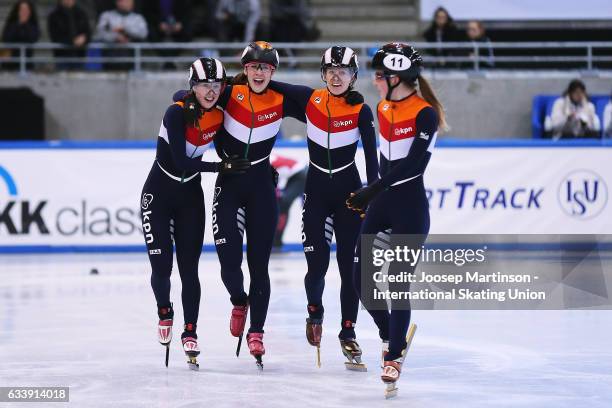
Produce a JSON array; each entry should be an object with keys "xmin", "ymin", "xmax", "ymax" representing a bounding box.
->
[
  {"xmin": 423, "ymin": 7, "xmax": 494, "ymax": 69},
  {"xmin": 1, "ymin": 1, "xmax": 610, "ymax": 139},
  {"xmin": 0, "ymin": 0, "xmax": 319, "ymax": 69}
]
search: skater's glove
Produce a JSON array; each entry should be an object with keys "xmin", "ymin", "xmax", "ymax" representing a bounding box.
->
[
  {"xmin": 218, "ymin": 155, "xmax": 250, "ymax": 175},
  {"xmin": 346, "ymin": 180, "xmax": 385, "ymax": 214},
  {"xmin": 344, "ymin": 90, "xmax": 364, "ymax": 106}
]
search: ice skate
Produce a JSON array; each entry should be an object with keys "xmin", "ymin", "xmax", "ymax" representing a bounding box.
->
[
  {"xmin": 246, "ymin": 332, "xmax": 265, "ymax": 370},
  {"xmin": 340, "ymin": 338, "xmax": 367, "ymax": 372},
  {"xmin": 383, "ymin": 324, "xmax": 417, "ymax": 399},
  {"xmin": 157, "ymin": 304, "xmax": 173, "ymax": 367},
  {"xmin": 182, "ymin": 323, "xmax": 200, "ymax": 371},
  {"xmin": 306, "ymin": 317, "xmax": 323, "ymax": 367},
  {"xmin": 230, "ymin": 304, "xmax": 248, "ymax": 356}
]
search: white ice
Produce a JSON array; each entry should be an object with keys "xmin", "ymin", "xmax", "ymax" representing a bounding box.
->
[{"xmin": 1, "ymin": 253, "xmax": 611, "ymax": 408}]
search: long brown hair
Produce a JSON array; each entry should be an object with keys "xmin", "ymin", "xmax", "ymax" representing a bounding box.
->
[
  {"xmin": 417, "ymin": 75, "xmax": 448, "ymax": 131},
  {"xmin": 232, "ymin": 72, "xmax": 248, "ymax": 85}
]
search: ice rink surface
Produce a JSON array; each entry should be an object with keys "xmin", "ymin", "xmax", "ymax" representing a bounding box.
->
[{"xmin": 1, "ymin": 252, "xmax": 611, "ymax": 408}]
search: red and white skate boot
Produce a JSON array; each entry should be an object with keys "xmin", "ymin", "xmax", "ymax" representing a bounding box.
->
[
  {"xmin": 381, "ymin": 357, "xmax": 403, "ymax": 383},
  {"xmin": 382, "ymin": 323, "xmax": 417, "ymax": 399},
  {"xmin": 246, "ymin": 332, "xmax": 265, "ymax": 369},
  {"xmin": 182, "ymin": 323, "xmax": 200, "ymax": 371},
  {"xmin": 230, "ymin": 304, "xmax": 248, "ymax": 337},
  {"xmin": 157, "ymin": 305, "xmax": 174, "ymax": 345}
]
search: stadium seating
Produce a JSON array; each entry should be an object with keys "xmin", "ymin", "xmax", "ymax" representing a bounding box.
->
[{"xmin": 532, "ymin": 94, "xmax": 610, "ymax": 138}]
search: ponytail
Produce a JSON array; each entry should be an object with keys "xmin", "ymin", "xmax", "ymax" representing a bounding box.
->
[
  {"xmin": 417, "ymin": 75, "xmax": 448, "ymax": 132},
  {"xmin": 232, "ymin": 72, "xmax": 248, "ymax": 85}
]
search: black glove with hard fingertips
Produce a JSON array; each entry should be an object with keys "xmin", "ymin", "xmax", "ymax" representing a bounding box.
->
[
  {"xmin": 344, "ymin": 90, "xmax": 364, "ymax": 106},
  {"xmin": 346, "ymin": 180, "xmax": 385, "ymax": 212},
  {"xmin": 218, "ymin": 155, "xmax": 250, "ymax": 174}
]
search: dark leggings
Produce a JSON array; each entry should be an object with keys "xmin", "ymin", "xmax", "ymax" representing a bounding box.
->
[
  {"xmin": 353, "ymin": 178, "xmax": 430, "ymax": 360},
  {"xmin": 302, "ymin": 165, "xmax": 363, "ymax": 339},
  {"xmin": 212, "ymin": 162, "xmax": 278, "ymax": 333},
  {"xmin": 141, "ymin": 163, "xmax": 204, "ymax": 325}
]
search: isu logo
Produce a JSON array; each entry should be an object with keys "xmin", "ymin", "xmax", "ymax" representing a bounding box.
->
[
  {"xmin": 237, "ymin": 93, "xmax": 244, "ymax": 101},
  {"xmin": 258, "ymin": 111, "xmax": 278, "ymax": 122},
  {"xmin": 394, "ymin": 127, "xmax": 413, "ymax": 136},
  {"xmin": 314, "ymin": 97, "xmax": 322, "ymax": 104},
  {"xmin": 334, "ymin": 120, "xmax": 353, "ymax": 127},
  {"xmin": 558, "ymin": 170, "xmax": 608, "ymax": 219}
]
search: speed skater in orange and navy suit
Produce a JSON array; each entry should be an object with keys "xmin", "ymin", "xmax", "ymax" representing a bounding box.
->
[
  {"xmin": 142, "ymin": 57, "xmax": 250, "ymax": 370},
  {"xmin": 266, "ymin": 46, "xmax": 379, "ymax": 368},
  {"xmin": 346, "ymin": 43, "xmax": 447, "ymax": 387},
  {"xmin": 175, "ymin": 42, "xmax": 306, "ymax": 368}
]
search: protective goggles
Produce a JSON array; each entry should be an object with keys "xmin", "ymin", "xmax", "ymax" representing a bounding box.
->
[
  {"xmin": 323, "ymin": 67, "xmax": 355, "ymax": 79},
  {"xmin": 192, "ymin": 82, "xmax": 223, "ymax": 93},
  {"xmin": 245, "ymin": 63, "xmax": 275, "ymax": 73}
]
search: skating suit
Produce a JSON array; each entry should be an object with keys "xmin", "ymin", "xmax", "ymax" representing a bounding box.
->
[
  {"xmin": 268, "ymin": 81, "xmax": 379, "ymax": 339},
  {"xmin": 141, "ymin": 100, "xmax": 223, "ymax": 325},
  {"xmin": 353, "ymin": 92, "xmax": 438, "ymax": 359},
  {"xmin": 212, "ymin": 84, "xmax": 302, "ymax": 334}
]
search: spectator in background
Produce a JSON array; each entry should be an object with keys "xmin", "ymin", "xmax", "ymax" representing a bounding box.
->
[
  {"xmin": 604, "ymin": 91, "xmax": 612, "ymax": 138},
  {"xmin": 94, "ymin": 0, "xmax": 141, "ymax": 16},
  {"xmin": 269, "ymin": 0, "xmax": 316, "ymax": 68},
  {"xmin": 48, "ymin": 0, "xmax": 91, "ymax": 70},
  {"xmin": 466, "ymin": 20, "xmax": 494, "ymax": 68},
  {"xmin": 1, "ymin": 0, "xmax": 40, "ymax": 70},
  {"xmin": 423, "ymin": 6, "xmax": 460, "ymax": 67},
  {"xmin": 143, "ymin": 0, "xmax": 193, "ymax": 70},
  {"xmin": 549, "ymin": 79, "xmax": 601, "ymax": 139},
  {"xmin": 95, "ymin": 0, "xmax": 148, "ymax": 70},
  {"xmin": 215, "ymin": 0, "xmax": 261, "ymax": 45}
]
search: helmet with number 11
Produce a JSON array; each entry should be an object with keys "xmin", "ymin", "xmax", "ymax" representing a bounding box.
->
[{"xmin": 371, "ymin": 43, "xmax": 423, "ymax": 99}]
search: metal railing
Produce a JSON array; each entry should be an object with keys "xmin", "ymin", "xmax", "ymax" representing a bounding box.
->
[{"xmin": 1, "ymin": 41, "xmax": 612, "ymax": 75}]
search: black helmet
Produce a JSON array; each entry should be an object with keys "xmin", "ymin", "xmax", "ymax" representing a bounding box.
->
[
  {"xmin": 321, "ymin": 46, "xmax": 359, "ymax": 74},
  {"xmin": 240, "ymin": 41, "xmax": 280, "ymax": 68},
  {"xmin": 371, "ymin": 42, "xmax": 423, "ymax": 82},
  {"xmin": 189, "ymin": 57, "xmax": 226, "ymax": 88}
]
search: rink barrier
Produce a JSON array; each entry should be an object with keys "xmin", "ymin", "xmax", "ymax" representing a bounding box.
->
[
  {"xmin": 1, "ymin": 139, "xmax": 610, "ymax": 254},
  {"xmin": 0, "ymin": 139, "xmax": 611, "ymax": 149},
  {"xmin": 1, "ymin": 242, "xmax": 611, "ymax": 255}
]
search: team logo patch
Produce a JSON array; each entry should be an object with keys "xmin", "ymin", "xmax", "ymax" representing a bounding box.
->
[
  {"xmin": 382, "ymin": 104, "xmax": 390, "ymax": 111},
  {"xmin": 149, "ymin": 249, "xmax": 161, "ymax": 255},
  {"xmin": 141, "ymin": 193, "xmax": 153, "ymax": 210},
  {"xmin": 215, "ymin": 238, "xmax": 227, "ymax": 245},
  {"xmin": 314, "ymin": 97, "xmax": 321, "ymax": 104},
  {"xmin": 304, "ymin": 246, "xmax": 314, "ymax": 252},
  {"xmin": 237, "ymin": 93, "xmax": 244, "ymax": 101},
  {"xmin": 419, "ymin": 132, "xmax": 430, "ymax": 140}
]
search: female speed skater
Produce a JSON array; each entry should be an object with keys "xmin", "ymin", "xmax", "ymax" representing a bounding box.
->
[
  {"xmin": 346, "ymin": 43, "xmax": 446, "ymax": 397},
  {"xmin": 266, "ymin": 46, "xmax": 379, "ymax": 369},
  {"xmin": 209, "ymin": 41, "xmax": 304, "ymax": 369},
  {"xmin": 141, "ymin": 57, "xmax": 250, "ymax": 370}
]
